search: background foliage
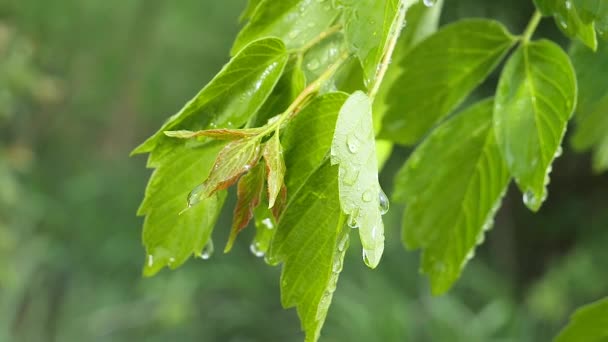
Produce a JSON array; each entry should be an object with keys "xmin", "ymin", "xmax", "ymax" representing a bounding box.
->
[{"xmin": 1, "ymin": 0, "xmax": 606, "ymax": 341}]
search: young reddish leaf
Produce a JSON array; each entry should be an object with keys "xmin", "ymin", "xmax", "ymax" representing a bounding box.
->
[
  {"xmin": 263, "ymin": 133, "xmax": 286, "ymax": 208},
  {"xmin": 225, "ymin": 161, "xmax": 266, "ymax": 252},
  {"xmin": 164, "ymin": 128, "xmax": 265, "ymax": 140},
  {"xmin": 271, "ymin": 185, "xmax": 288, "ymax": 221},
  {"xmin": 187, "ymin": 137, "xmax": 262, "ymax": 207}
]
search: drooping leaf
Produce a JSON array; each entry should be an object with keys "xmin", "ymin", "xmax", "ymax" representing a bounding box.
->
[
  {"xmin": 554, "ymin": 297, "xmax": 608, "ymax": 342},
  {"xmin": 139, "ymin": 143, "xmax": 226, "ymax": 276},
  {"xmin": 570, "ymin": 40, "xmax": 608, "ymax": 173},
  {"xmin": 331, "ymin": 91, "xmax": 385, "ymax": 269},
  {"xmin": 282, "ymin": 92, "xmax": 349, "ymax": 191},
  {"xmin": 381, "ymin": 19, "xmax": 516, "ymax": 145},
  {"xmin": 263, "ymin": 133, "xmax": 286, "ymax": 208},
  {"xmin": 393, "ymin": 99, "xmax": 510, "ymax": 295},
  {"xmin": 225, "ymin": 161, "xmax": 265, "ymax": 252},
  {"xmin": 232, "ymin": 0, "xmax": 340, "ymax": 55},
  {"xmin": 535, "ymin": 0, "xmax": 598, "ymax": 50},
  {"xmin": 494, "ymin": 40, "xmax": 577, "ymax": 211},
  {"xmin": 269, "ymin": 161, "xmax": 348, "ymax": 342},
  {"xmin": 132, "ymin": 38, "xmax": 288, "ymax": 155},
  {"xmin": 342, "ymin": 0, "xmax": 402, "ymax": 85},
  {"xmin": 187, "ymin": 137, "xmax": 262, "ymax": 207}
]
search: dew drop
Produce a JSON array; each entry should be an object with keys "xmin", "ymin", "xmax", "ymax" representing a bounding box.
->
[
  {"xmin": 168, "ymin": 257, "xmax": 176, "ymax": 265},
  {"xmin": 147, "ymin": 254, "xmax": 154, "ymax": 267},
  {"xmin": 362, "ymin": 189, "xmax": 373, "ymax": 202},
  {"xmin": 307, "ymin": 59, "xmax": 320, "ymax": 71},
  {"xmin": 337, "ymin": 233, "xmax": 349, "ymax": 252},
  {"xmin": 250, "ymin": 242, "xmax": 265, "ymax": 258},
  {"xmin": 346, "ymin": 134, "xmax": 359, "ymax": 153},
  {"xmin": 347, "ymin": 214, "xmax": 359, "ymax": 229},
  {"xmin": 423, "ymin": 0, "xmax": 436, "ymax": 7},
  {"xmin": 332, "ymin": 257, "xmax": 344, "ymax": 273},
  {"xmin": 200, "ymin": 240, "xmax": 214, "ymax": 260},
  {"xmin": 261, "ymin": 218, "xmax": 274, "ymax": 230},
  {"xmin": 554, "ymin": 145, "xmax": 563, "ymax": 158},
  {"xmin": 378, "ymin": 188, "xmax": 389, "ymax": 215},
  {"xmin": 187, "ymin": 184, "xmax": 206, "ymax": 208}
]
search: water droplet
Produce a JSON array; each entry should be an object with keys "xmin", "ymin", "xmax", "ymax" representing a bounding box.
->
[
  {"xmin": 340, "ymin": 167, "xmax": 360, "ymax": 186},
  {"xmin": 423, "ymin": 0, "xmax": 436, "ymax": 7},
  {"xmin": 565, "ymin": 1, "xmax": 572, "ymax": 9},
  {"xmin": 332, "ymin": 257, "xmax": 344, "ymax": 273},
  {"xmin": 186, "ymin": 184, "xmax": 206, "ymax": 208},
  {"xmin": 168, "ymin": 257, "xmax": 176, "ymax": 265},
  {"xmin": 346, "ymin": 135, "xmax": 359, "ymax": 153},
  {"xmin": 200, "ymin": 240, "xmax": 214, "ymax": 260},
  {"xmin": 307, "ymin": 59, "xmax": 320, "ymax": 71},
  {"xmin": 147, "ymin": 254, "xmax": 154, "ymax": 267},
  {"xmin": 554, "ymin": 145, "xmax": 563, "ymax": 158},
  {"xmin": 250, "ymin": 242, "xmax": 265, "ymax": 258},
  {"xmin": 378, "ymin": 189, "xmax": 389, "ymax": 215},
  {"xmin": 370, "ymin": 225, "xmax": 379, "ymax": 240},
  {"xmin": 347, "ymin": 214, "xmax": 359, "ymax": 229},
  {"xmin": 261, "ymin": 218, "xmax": 274, "ymax": 230},
  {"xmin": 337, "ymin": 233, "xmax": 349, "ymax": 252},
  {"xmin": 362, "ymin": 189, "xmax": 373, "ymax": 202}
]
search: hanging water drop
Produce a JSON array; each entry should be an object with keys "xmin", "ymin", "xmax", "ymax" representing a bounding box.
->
[
  {"xmin": 187, "ymin": 183, "xmax": 206, "ymax": 208},
  {"xmin": 423, "ymin": 0, "xmax": 436, "ymax": 7},
  {"xmin": 200, "ymin": 240, "xmax": 214, "ymax": 260},
  {"xmin": 347, "ymin": 214, "xmax": 359, "ymax": 229},
  {"xmin": 147, "ymin": 254, "xmax": 154, "ymax": 267},
  {"xmin": 554, "ymin": 145, "xmax": 563, "ymax": 158},
  {"xmin": 250, "ymin": 242, "xmax": 265, "ymax": 258},
  {"xmin": 362, "ymin": 189, "xmax": 373, "ymax": 202},
  {"xmin": 378, "ymin": 188, "xmax": 389, "ymax": 215},
  {"xmin": 261, "ymin": 218, "xmax": 274, "ymax": 230}
]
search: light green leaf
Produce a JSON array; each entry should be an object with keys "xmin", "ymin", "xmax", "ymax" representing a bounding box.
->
[
  {"xmin": 132, "ymin": 38, "xmax": 288, "ymax": 155},
  {"xmin": 269, "ymin": 161, "xmax": 348, "ymax": 342},
  {"xmin": 331, "ymin": 91, "xmax": 385, "ymax": 268},
  {"xmin": 535, "ymin": 0, "xmax": 598, "ymax": 50},
  {"xmin": 494, "ymin": 40, "xmax": 577, "ymax": 211},
  {"xmin": 263, "ymin": 133, "xmax": 286, "ymax": 208},
  {"xmin": 554, "ymin": 297, "xmax": 608, "ymax": 342},
  {"xmin": 381, "ymin": 19, "xmax": 516, "ymax": 145},
  {"xmin": 139, "ymin": 143, "xmax": 226, "ymax": 276},
  {"xmin": 342, "ymin": 0, "xmax": 401, "ymax": 85},
  {"xmin": 282, "ymin": 92, "xmax": 348, "ymax": 192},
  {"xmin": 393, "ymin": 99, "xmax": 510, "ymax": 295},
  {"xmin": 232, "ymin": 0, "xmax": 340, "ymax": 55}
]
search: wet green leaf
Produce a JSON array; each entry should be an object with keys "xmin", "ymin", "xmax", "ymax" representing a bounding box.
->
[
  {"xmin": 494, "ymin": 40, "xmax": 577, "ymax": 211},
  {"xmin": 263, "ymin": 133, "xmax": 286, "ymax": 208},
  {"xmin": 393, "ymin": 99, "xmax": 510, "ymax": 295},
  {"xmin": 232, "ymin": 0, "xmax": 340, "ymax": 55},
  {"xmin": 534, "ymin": 0, "xmax": 597, "ymax": 50},
  {"xmin": 139, "ymin": 143, "xmax": 226, "ymax": 276},
  {"xmin": 132, "ymin": 38, "xmax": 288, "ymax": 155},
  {"xmin": 381, "ymin": 19, "xmax": 516, "ymax": 145},
  {"xmin": 331, "ymin": 91, "xmax": 385, "ymax": 268},
  {"xmin": 554, "ymin": 297, "xmax": 608, "ymax": 342},
  {"xmin": 269, "ymin": 162, "xmax": 348, "ymax": 342}
]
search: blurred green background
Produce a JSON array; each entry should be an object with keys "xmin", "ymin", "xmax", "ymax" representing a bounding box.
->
[{"xmin": 1, "ymin": 1, "xmax": 606, "ymax": 341}]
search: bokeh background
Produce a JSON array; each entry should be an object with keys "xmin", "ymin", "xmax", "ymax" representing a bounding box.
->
[{"xmin": 1, "ymin": 1, "xmax": 606, "ymax": 341}]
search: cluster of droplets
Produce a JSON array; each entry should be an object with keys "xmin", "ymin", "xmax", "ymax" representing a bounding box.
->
[{"xmin": 522, "ymin": 145, "xmax": 564, "ymax": 210}]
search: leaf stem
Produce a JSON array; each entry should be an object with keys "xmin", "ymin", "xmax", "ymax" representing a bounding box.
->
[
  {"xmin": 522, "ymin": 10, "xmax": 542, "ymax": 43},
  {"xmin": 368, "ymin": 1, "xmax": 409, "ymax": 101}
]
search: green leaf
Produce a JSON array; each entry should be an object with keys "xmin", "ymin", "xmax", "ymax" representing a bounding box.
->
[
  {"xmin": 570, "ymin": 40, "xmax": 608, "ymax": 173},
  {"xmin": 393, "ymin": 99, "xmax": 510, "ymax": 295},
  {"xmin": 269, "ymin": 161, "xmax": 348, "ymax": 342},
  {"xmin": 187, "ymin": 137, "xmax": 262, "ymax": 207},
  {"xmin": 282, "ymin": 92, "xmax": 349, "ymax": 192},
  {"xmin": 342, "ymin": 0, "xmax": 401, "ymax": 85},
  {"xmin": 554, "ymin": 297, "xmax": 608, "ymax": 342},
  {"xmin": 574, "ymin": 0, "xmax": 608, "ymax": 38},
  {"xmin": 225, "ymin": 161, "xmax": 265, "ymax": 252},
  {"xmin": 232, "ymin": 0, "xmax": 340, "ymax": 55},
  {"xmin": 240, "ymin": 0, "xmax": 264, "ymax": 22},
  {"xmin": 263, "ymin": 133, "xmax": 286, "ymax": 208},
  {"xmin": 132, "ymin": 38, "xmax": 288, "ymax": 155},
  {"xmin": 534, "ymin": 0, "xmax": 598, "ymax": 50},
  {"xmin": 381, "ymin": 19, "xmax": 516, "ymax": 145},
  {"xmin": 331, "ymin": 91, "xmax": 385, "ymax": 268},
  {"xmin": 494, "ymin": 40, "xmax": 577, "ymax": 211},
  {"xmin": 139, "ymin": 143, "xmax": 226, "ymax": 276}
]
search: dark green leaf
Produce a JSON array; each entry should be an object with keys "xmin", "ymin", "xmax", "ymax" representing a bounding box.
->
[
  {"xmin": 534, "ymin": 0, "xmax": 598, "ymax": 50},
  {"xmin": 269, "ymin": 161, "xmax": 348, "ymax": 342},
  {"xmin": 225, "ymin": 161, "xmax": 265, "ymax": 252},
  {"xmin": 554, "ymin": 297, "xmax": 608, "ymax": 342},
  {"xmin": 381, "ymin": 19, "xmax": 516, "ymax": 145},
  {"xmin": 331, "ymin": 91, "xmax": 385, "ymax": 268},
  {"xmin": 263, "ymin": 133, "xmax": 286, "ymax": 208},
  {"xmin": 132, "ymin": 38, "xmax": 288, "ymax": 155},
  {"xmin": 494, "ymin": 40, "xmax": 577, "ymax": 211},
  {"xmin": 393, "ymin": 99, "xmax": 510, "ymax": 295},
  {"xmin": 139, "ymin": 143, "xmax": 226, "ymax": 276},
  {"xmin": 232, "ymin": 0, "xmax": 340, "ymax": 55}
]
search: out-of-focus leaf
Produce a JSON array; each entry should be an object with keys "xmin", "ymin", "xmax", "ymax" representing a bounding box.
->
[
  {"xmin": 232, "ymin": 0, "xmax": 340, "ymax": 55},
  {"xmin": 139, "ymin": 143, "xmax": 226, "ymax": 276},
  {"xmin": 554, "ymin": 297, "xmax": 608, "ymax": 342},
  {"xmin": 570, "ymin": 40, "xmax": 608, "ymax": 173},
  {"xmin": 393, "ymin": 99, "xmax": 510, "ymax": 295},
  {"xmin": 381, "ymin": 19, "xmax": 516, "ymax": 145},
  {"xmin": 187, "ymin": 137, "xmax": 262, "ymax": 207},
  {"xmin": 535, "ymin": 0, "xmax": 597, "ymax": 50},
  {"xmin": 342, "ymin": 0, "xmax": 402, "ymax": 85},
  {"xmin": 225, "ymin": 161, "xmax": 265, "ymax": 252},
  {"xmin": 282, "ymin": 93, "xmax": 348, "ymax": 191},
  {"xmin": 494, "ymin": 40, "xmax": 577, "ymax": 211},
  {"xmin": 263, "ymin": 133, "xmax": 286, "ymax": 208},
  {"xmin": 331, "ymin": 91, "xmax": 385, "ymax": 268},
  {"xmin": 133, "ymin": 38, "xmax": 288, "ymax": 155},
  {"xmin": 269, "ymin": 161, "xmax": 348, "ymax": 342}
]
